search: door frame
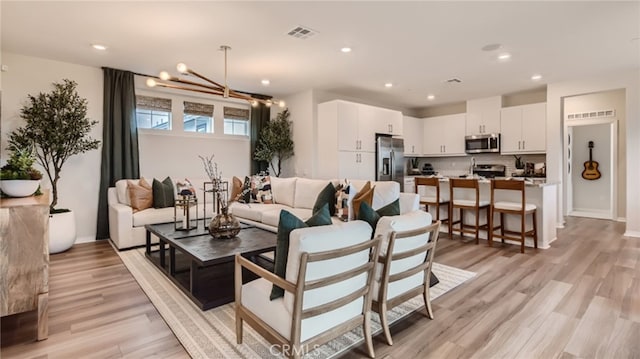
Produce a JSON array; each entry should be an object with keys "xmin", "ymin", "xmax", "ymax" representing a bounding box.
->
[{"xmin": 564, "ymin": 118, "xmax": 617, "ymax": 220}]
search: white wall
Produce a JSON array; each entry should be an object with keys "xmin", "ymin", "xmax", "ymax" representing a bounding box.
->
[
  {"xmin": 570, "ymin": 123, "xmax": 612, "ymax": 213},
  {"xmin": 1, "ymin": 53, "xmax": 103, "ymax": 243},
  {"xmin": 278, "ymin": 90, "xmax": 314, "ymax": 178},
  {"xmin": 547, "ymin": 68, "xmax": 640, "ymax": 237}
]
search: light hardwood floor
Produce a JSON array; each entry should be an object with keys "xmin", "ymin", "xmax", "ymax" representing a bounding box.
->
[{"xmin": 2, "ymin": 216, "xmax": 639, "ymax": 358}]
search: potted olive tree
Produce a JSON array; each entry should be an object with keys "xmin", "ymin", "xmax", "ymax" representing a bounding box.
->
[
  {"xmin": 12, "ymin": 79, "xmax": 100, "ymax": 253},
  {"xmin": 254, "ymin": 109, "xmax": 294, "ymax": 177}
]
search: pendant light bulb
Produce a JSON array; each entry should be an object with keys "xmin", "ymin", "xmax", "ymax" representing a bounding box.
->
[
  {"xmin": 146, "ymin": 78, "xmax": 157, "ymax": 87},
  {"xmin": 278, "ymin": 100, "xmax": 286, "ymax": 108},
  {"xmin": 159, "ymin": 71, "xmax": 171, "ymax": 81},
  {"xmin": 176, "ymin": 63, "xmax": 188, "ymax": 74}
]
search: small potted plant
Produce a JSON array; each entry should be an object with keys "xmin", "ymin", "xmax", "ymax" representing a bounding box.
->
[{"xmin": 0, "ymin": 139, "xmax": 43, "ymax": 197}]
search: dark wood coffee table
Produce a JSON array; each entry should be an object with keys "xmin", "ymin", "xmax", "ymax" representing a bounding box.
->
[{"xmin": 144, "ymin": 221, "xmax": 276, "ymax": 310}]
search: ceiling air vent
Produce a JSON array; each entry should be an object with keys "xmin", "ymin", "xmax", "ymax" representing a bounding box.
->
[
  {"xmin": 566, "ymin": 109, "xmax": 615, "ymax": 120},
  {"xmin": 445, "ymin": 78, "xmax": 462, "ymax": 84},
  {"xmin": 287, "ymin": 26, "xmax": 317, "ymax": 40}
]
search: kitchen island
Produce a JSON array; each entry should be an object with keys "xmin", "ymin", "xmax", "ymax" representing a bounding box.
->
[{"xmin": 407, "ymin": 176, "xmax": 558, "ymax": 249}]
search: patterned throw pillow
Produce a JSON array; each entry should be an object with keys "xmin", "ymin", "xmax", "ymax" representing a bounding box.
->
[{"xmin": 250, "ymin": 174, "xmax": 273, "ymax": 204}]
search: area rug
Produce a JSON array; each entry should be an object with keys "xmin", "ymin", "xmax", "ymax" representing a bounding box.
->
[{"xmin": 118, "ymin": 248, "xmax": 475, "ymax": 358}]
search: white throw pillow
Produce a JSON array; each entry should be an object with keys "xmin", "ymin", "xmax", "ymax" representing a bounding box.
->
[
  {"xmin": 270, "ymin": 177, "xmax": 297, "ymax": 207},
  {"xmin": 115, "ymin": 179, "xmax": 138, "ymax": 206},
  {"xmin": 294, "ymin": 178, "xmax": 332, "ymax": 209}
]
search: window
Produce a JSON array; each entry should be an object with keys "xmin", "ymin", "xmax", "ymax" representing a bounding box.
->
[
  {"xmin": 223, "ymin": 107, "xmax": 250, "ymax": 136},
  {"xmin": 183, "ymin": 101, "xmax": 214, "ymax": 133},
  {"xmin": 136, "ymin": 95, "xmax": 172, "ymax": 130}
]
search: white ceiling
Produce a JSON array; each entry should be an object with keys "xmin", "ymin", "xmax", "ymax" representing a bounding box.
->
[{"xmin": 2, "ymin": 1, "xmax": 639, "ymax": 112}]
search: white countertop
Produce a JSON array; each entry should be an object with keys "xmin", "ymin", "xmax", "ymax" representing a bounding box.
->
[{"xmin": 405, "ymin": 175, "xmax": 558, "ymax": 188}]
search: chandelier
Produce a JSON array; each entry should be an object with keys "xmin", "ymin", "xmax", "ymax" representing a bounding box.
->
[{"xmin": 146, "ymin": 45, "xmax": 285, "ymax": 108}]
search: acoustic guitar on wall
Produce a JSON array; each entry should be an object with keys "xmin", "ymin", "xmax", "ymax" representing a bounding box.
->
[{"xmin": 581, "ymin": 141, "xmax": 601, "ymax": 180}]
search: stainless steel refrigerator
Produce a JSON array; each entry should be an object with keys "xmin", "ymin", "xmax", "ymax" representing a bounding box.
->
[{"xmin": 376, "ymin": 135, "xmax": 404, "ymax": 191}]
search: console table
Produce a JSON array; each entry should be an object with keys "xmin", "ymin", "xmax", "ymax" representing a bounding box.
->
[{"xmin": 0, "ymin": 191, "xmax": 50, "ymax": 340}]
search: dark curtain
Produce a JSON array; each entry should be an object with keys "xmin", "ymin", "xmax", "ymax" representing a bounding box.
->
[
  {"xmin": 250, "ymin": 102, "xmax": 271, "ymax": 175},
  {"xmin": 96, "ymin": 68, "xmax": 140, "ymax": 240}
]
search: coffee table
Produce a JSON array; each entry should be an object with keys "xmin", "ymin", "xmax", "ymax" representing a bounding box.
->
[{"xmin": 145, "ymin": 220, "xmax": 276, "ymax": 310}]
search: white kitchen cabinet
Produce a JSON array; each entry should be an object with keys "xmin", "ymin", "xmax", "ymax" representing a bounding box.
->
[
  {"xmin": 403, "ymin": 115, "xmax": 423, "ymax": 156},
  {"xmin": 466, "ymin": 96, "xmax": 502, "ymax": 135},
  {"xmin": 423, "ymin": 113, "xmax": 467, "ymax": 156},
  {"xmin": 337, "ymin": 151, "xmax": 375, "ymax": 180},
  {"xmin": 360, "ymin": 104, "xmax": 403, "ymax": 137},
  {"xmin": 317, "ymin": 100, "xmax": 400, "ymax": 180},
  {"xmin": 500, "ymin": 103, "xmax": 546, "ymax": 154}
]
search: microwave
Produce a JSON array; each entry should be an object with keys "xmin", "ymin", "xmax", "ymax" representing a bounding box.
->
[{"xmin": 465, "ymin": 134, "xmax": 500, "ymax": 154}]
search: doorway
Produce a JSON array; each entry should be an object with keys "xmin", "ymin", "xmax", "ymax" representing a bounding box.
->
[{"xmin": 566, "ymin": 121, "xmax": 617, "ymax": 219}]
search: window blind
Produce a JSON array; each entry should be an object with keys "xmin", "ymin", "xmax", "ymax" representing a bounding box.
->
[
  {"xmin": 184, "ymin": 101, "xmax": 214, "ymax": 117},
  {"xmin": 223, "ymin": 107, "xmax": 250, "ymax": 120},
  {"xmin": 136, "ymin": 95, "xmax": 172, "ymax": 112}
]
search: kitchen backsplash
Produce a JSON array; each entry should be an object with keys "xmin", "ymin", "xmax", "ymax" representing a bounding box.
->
[{"xmin": 407, "ymin": 153, "xmax": 547, "ymax": 177}]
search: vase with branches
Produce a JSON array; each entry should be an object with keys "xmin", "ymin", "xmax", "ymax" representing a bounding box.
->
[
  {"xmin": 10, "ymin": 79, "xmax": 100, "ymax": 213},
  {"xmin": 253, "ymin": 109, "xmax": 294, "ymax": 177}
]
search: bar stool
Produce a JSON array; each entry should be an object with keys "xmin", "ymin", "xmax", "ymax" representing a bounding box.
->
[
  {"xmin": 448, "ymin": 178, "xmax": 490, "ymax": 244},
  {"xmin": 489, "ymin": 179, "xmax": 538, "ymax": 253},
  {"xmin": 415, "ymin": 177, "xmax": 450, "ymax": 224}
]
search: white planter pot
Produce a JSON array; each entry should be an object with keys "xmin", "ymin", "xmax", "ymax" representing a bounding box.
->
[
  {"xmin": 0, "ymin": 179, "xmax": 40, "ymax": 197},
  {"xmin": 49, "ymin": 211, "xmax": 77, "ymax": 254}
]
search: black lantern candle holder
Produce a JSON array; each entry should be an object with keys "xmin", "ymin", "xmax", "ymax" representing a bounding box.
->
[{"xmin": 174, "ymin": 194, "xmax": 198, "ymax": 231}]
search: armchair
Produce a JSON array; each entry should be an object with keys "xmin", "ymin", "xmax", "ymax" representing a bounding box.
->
[
  {"xmin": 372, "ymin": 211, "xmax": 441, "ymax": 345},
  {"xmin": 234, "ymin": 221, "xmax": 381, "ymax": 359}
]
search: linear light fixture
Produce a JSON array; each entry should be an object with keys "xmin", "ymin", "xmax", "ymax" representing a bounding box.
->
[{"xmin": 147, "ymin": 45, "xmax": 284, "ymax": 108}]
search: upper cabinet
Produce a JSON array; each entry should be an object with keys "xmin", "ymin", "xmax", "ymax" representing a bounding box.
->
[
  {"xmin": 403, "ymin": 115, "xmax": 423, "ymax": 156},
  {"xmin": 316, "ymin": 100, "xmax": 402, "ymax": 180},
  {"xmin": 500, "ymin": 102, "xmax": 546, "ymax": 154},
  {"xmin": 360, "ymin": 104, "xmax": 403, "ymax": 136},
  {"xmin": 466, "ymin": 96, "xmax": 502, "ymax": 135},
  {"xmin": 423, "ymin": 113, "xmax": 466, "ymax": 156}
]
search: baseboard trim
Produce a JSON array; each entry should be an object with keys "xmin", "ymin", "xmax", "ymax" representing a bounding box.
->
[
  {"xmin": 616, "ymin": 217, "xmax": 626, "ymax": 222},
  {"xmin": 623, "ymin": 230, "xmax": 640, "ymax": 238},
  {"xmin": 75, "ymin": 236, "xmax": 96, "ymax": 244}
]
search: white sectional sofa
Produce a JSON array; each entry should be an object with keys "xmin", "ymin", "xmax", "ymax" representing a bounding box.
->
[
  {"xmin": 108, "ymin": 176, "xmax": 419, "ymax": 250},
  {"xmin": 107, "ymin": 178, "xmax": 215, "ymax": 250},
  {"xmin": 229, "ymin": 177, "xmax": 419, "ymax": 233}
]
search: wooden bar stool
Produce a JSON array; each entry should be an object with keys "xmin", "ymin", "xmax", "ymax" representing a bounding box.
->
[
  {"xmin": 415, "ymin": 177, "xmax": 449, "ymax": 224},
  {"xmin": 448, "ymin": 178, "xmax": 490, "ymax": 244},
  {"xmin": 489, "ymin": 179, "xmax": 538, "ymax": 253}
]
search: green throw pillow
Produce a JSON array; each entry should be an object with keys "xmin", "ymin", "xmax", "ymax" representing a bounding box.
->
[
  {"xmin": 312, "ymin": 182, "xmax": 337, "ymax": 216},
  {"xmin": 270, "ymin": 204, "xmax": 332, "ymax": 300},
  {"xmin": 357, "ymin": 199, "xmax": 400, "ymax": 235},
  {"xmin": 152, "ymin": 177, "xmax": 175, "ymax": 208}
]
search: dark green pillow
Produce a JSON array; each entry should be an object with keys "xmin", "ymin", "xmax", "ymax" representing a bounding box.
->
[
  {"xmin": 357, "ymin": 199, "xmax": 400, "ymax": 235},
  {"xmin": 270, "ymin": 204, "xmax": 332, "ymax": 300},
  {"xmin": 152, "ymin": 177, "xmax": 175, "ymax": 208},
  {"xmin": 312, "ymin": 182, "xmax": 337, "ymax": 216},
  {"xmin": 377, "ymin": 198, "xmax": 400, "ymax": 217}
]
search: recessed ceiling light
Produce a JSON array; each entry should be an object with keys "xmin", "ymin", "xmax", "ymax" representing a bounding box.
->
[
  {"xmin": 427, "ymin": 94, "xmax": 435, "ymax": 100},
  {"xmin": 261, "ymin": 79, "xmax": 270, "ymax": 86},
  {"xmin": 341, "ymin": 47, "xmax": 352, "ymax": 53},
  {"xmin": 384, "ymin": 83, "xmax": 393, "ymax": 88},
  {"xmin": 498, "ymin": 53, "xmax": 511, "ymax": 60},
  {"xmin": 531, "ymin": 74, "xmax": 542, "ymax": 81},
  {"xmin": 481, "ymin": 43, "xmax": 502, "ymax": 52},
  {"xmin": 92, "ymin": 44, "xmax": 107, "ymax": 51}
]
